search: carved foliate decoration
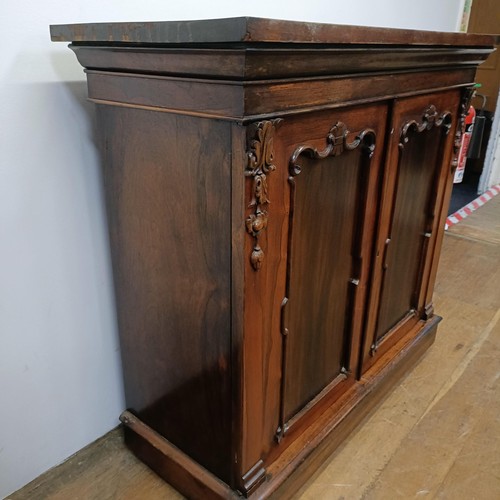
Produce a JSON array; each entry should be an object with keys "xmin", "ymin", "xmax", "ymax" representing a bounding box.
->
[
  {"xmin": 289, "ymin": 122, "xmax": 376, "ymax": 177},
  {"xmin": 245, "ymin": 119, "xmax": 283, "ymax": 270},
  {"xmin": 451, "ymin": 86, "xmax": 475, "ymax": 171},
  {"xmin": 399, "ymin": 105, "xmax": 452, "ymax": 150}
]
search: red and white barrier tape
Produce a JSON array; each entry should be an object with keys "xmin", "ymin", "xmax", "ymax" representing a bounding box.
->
[{"xmin": 445, "ymin": 184, "xmax": 500, "ymax": 230}]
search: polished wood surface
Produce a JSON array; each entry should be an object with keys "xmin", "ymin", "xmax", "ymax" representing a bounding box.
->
[
  {"xmin": 261, "ymin": 317, "xmax": 440, "ymax": 498},
  {"xmin": 362, "ymin": 90, "xmax": 461, "ymax": 369},
  {"xmin": 121, "ymin": 412, "xmax": 236, "ymax": 500},
  {"xmin": 71, "ymin": 45, "xmax": 492, "ymax": 80},
  {"xmin": 50, "ymin": 16, "xmax": 497, "ymax": 46},
  {"xmin": 84, "ymin": 67, "xmax": 478, "ymax": 121},
  {"xmin": 376, "ymin": 97, "xmax": 451, "ymax": 340},
  {"xmin": 281, "ymin": 105, "xmax": 385, "ymax": 429},
  {"xmin": 284, "ymin": 151, "xmax": 360, "ymax": 419},
  {"xmin": 51, "ymin": 18, "xmax": 496, "ymax": 499},
  {"xmin": 99, "ymin": 105, "xmax": 233, "ymax": 483}
]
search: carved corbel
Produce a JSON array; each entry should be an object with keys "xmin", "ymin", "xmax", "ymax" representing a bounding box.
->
[{"xmin": 245, "ymin": 119, "xmax": 283, "ymax": 270}]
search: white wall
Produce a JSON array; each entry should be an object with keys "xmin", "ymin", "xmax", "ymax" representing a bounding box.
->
[
  {"xmin": 479, "ymin": 89, "xmax": 500, "ymax": 192},
  {"xmin": 0, "ymin": 0, "xmax": 464, "ymax": 497},
  {"xmin": 491, "ymin": 137, "xmax": 500, "ymax": 187}
]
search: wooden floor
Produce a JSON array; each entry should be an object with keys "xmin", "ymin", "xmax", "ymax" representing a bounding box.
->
[{"xmin": 9, "ymin": 195, "xmax": 500, "ymax": 500}]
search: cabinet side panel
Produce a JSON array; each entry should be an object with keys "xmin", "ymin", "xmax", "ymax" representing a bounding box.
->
[{"xmin": 97, "ymin": 106, "xmax": 232, "ymax": 483}]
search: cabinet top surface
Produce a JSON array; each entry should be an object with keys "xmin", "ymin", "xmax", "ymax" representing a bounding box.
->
[{"xmin": 50, "ymin": 16, "xmax": 498, "ymax": 47}]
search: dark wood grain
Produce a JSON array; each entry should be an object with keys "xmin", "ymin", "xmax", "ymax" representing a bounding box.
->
[
  {"xmin": 98, "ymin": 104, "xmax": 233, "ymax": 484},
  {"xmin": 243, "ymin": 68, "xmax": 477, "ymax": 117},
  {"xmin": 282, "ymin": 118, "xmax": 377, "ymax": 424},
  {"xmin": 121, "ymin": 412, "xmax": 237, "ymax": 499},
  {"xmin": 52, "ymin": 18, "xmax": 494, "ymax": 500},
  {"xmin": 362, "ymin": 90, "xmax": 459, "ymax": 370},
  {"xmin": 284, "ymin": 151, "xmax": 359, "ymax": 420},
  {"xmin": 71, "ymin": 45, "xmax": 492, "ymax": 80},
  {"xmin": 238, "ymin": 119, "xmax": 287, "ymax": 491},
  {"xmin": 376, "ymin": 128, "xmax": 441, "ymax": 338},
  {"xmin": 84, "ymin": 66, "xmax": 478, "ymax": 122},
  {"xmin": 422, "ymin": 89, "xmax": 469, "ymax": 313},
  {"xmin": 50, "ymin": 16, "xmax": 498, "ymax": 46},
  {"xmin": 86, "ymin": 71, "xmax": 244, "ymax": 118},
  {"xmin": 229, "ymin": 123, "xmax": 248, "ymax": 490},
  {"xmin": 258, "ymin": 316, "xmax": 441, "ymax": 499}
]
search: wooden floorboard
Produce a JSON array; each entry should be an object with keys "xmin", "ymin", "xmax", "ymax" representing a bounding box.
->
[
  {"xmin": 9, "ymin": 195, "xmax": 500, "ymax": 499},
  {"xmin": 7, "ymin": 429, "xmax": 182, "ymax": 500}
]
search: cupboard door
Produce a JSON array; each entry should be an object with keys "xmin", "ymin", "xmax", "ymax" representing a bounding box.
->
[
  {"xmin": 274, "ymin": 105, "xmax": 387, "ymax": 439},
  {"xmin": 363, "ymin": 91, "xmax": 460, "ymax": 367}
]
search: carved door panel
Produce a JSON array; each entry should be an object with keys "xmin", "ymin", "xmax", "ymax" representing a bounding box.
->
[
  {"xmin": 273, "ymin": 104, "xmax": 387, "ymax": 440},
  {"xmin": 362, "ymin": 90, "xmax": 461, "ymax": 369}
]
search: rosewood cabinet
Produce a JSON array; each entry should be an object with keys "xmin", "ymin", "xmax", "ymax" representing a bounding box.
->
[{"xmin": 51, "ymin": 17, "xmax": 496, "ymax": 499}]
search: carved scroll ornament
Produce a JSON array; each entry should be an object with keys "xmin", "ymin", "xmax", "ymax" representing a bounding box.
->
[
  {"xmin": 399, "ymin": 105, "xmax": 452, "ymax": 150},
  {"xmin": 289, "ymin": 122, "xmax": 376, "ymax": 177},
  {"xmin": 245, "ymin": 119, "xmax": 283, "ymax": 270}
]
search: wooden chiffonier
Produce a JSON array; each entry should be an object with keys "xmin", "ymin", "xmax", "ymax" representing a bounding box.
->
[{"xmin": 51, "ymin": 18, "xmax": 496, "ymax": 498}]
